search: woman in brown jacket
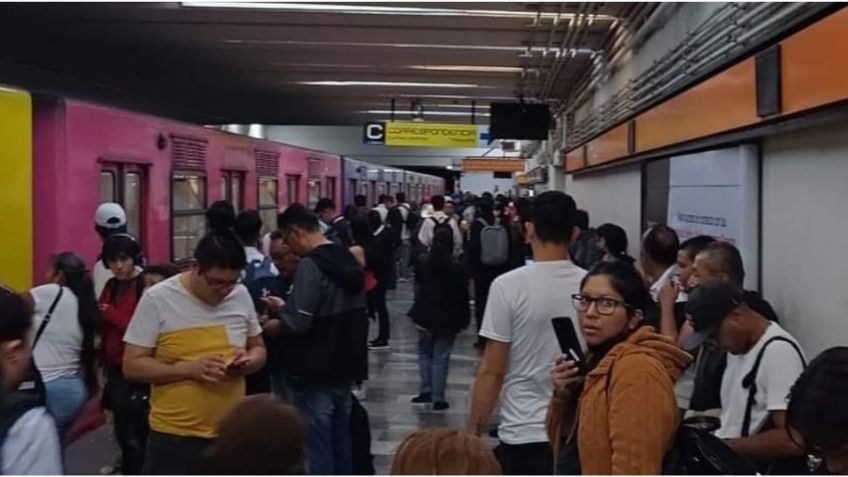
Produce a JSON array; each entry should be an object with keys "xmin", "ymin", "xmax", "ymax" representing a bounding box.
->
[{"xmin": 546, "ymin": 261, "xmax": 691, "ymax": 474}]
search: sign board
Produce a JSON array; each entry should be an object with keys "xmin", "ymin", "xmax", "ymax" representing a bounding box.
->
[
  {"xmin": 666, "ymin": 145, "xmax": 760, "ymax": 289},
  {"xmin": 363, "ymin": 121, "xmax": 479, "ymax": 148},
  {"xmin": 462, "ymin": 158, "xmax": 525, "ymax": 172}
]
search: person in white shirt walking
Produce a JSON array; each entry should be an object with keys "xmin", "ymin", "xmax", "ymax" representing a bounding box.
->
[{"xmin": 467, "ymin": 191, "xmax": 587, "ymax": 475}]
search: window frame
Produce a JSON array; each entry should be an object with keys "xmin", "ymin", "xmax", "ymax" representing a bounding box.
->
[
  {"xmin": 221, "ymin": 170, "xmax": 245, "ymax": 212},
  {"xmin": 100, "ymin": 163, "xmax": 146, "ymax": 240},
  {"xmin": 258, "ymin": 176, "xmax": 279, "ymax": 236},
  {"xmin": 286, "ymin": 174, "xmax": 301, "ymax": 206},
  {"xmin": 171, "ymin": 171, "xmax": 208, "ymax": 262}
]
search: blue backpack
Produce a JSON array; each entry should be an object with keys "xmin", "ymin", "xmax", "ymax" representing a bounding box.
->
[{"xmin": 243, "ymin": 258, "xmax": 276, "ymax": 288}]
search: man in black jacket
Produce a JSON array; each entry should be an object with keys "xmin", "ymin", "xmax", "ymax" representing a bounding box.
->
[{"xmin": 276, "ymin": 204, "xmax": 368, "ymax": 475}]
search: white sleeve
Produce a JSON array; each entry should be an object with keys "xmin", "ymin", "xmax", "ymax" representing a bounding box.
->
[
  {"xmin": 762, "ymin": 341, "xmax": 806, "ymax": 411},
  {"xmin": 479, "ymin": 278, "xmax": 512, "ymax": 343},
  {"xmin": 123, "ymin": 292, "xmax": 161, "ymax": 348},
  {"xmin": 29, "ymin": 284, "xmax": 60, "ymax": 314},
  {"xmin": 237, "ymin": 286, "xmax": 262, "ymax": 338},
  {"xmin": 418, "ymin": 219, "xmax": 432, "ymax": 247},
  {"xmin": 2, "ymin": 408, "xmax": 63, "ymax": 475}
]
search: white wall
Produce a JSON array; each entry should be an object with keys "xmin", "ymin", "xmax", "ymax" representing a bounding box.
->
[
  {"xmin": 461, "ymin": 172, "xmax": 515, "ymax": 196},
  {"xmin": 564, "ymin": 164, "xmax": 642, "ymax": 258},
  {"xmin": 762, "ymin": 123, "xmax": 848, "ymax": 355}
]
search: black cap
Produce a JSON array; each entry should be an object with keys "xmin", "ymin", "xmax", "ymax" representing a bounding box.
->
[{"xmin": 683, "ymin": 281, "xmax": 745, "ymax": 351}]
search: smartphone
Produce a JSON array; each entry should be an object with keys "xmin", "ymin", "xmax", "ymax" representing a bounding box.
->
[{"xmin": 551, "ymin": 317, "xmax": 586, "ymax": 374}]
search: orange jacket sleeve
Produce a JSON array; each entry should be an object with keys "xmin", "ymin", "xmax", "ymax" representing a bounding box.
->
[{"xmin": 607, "ymin": 354, "xmax": 678, "ymax": 475}]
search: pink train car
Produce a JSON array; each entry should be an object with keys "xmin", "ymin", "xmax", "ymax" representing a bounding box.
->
[{"xmin": 32, "ymin": 98, "xmax": 341, "ymax": 281}]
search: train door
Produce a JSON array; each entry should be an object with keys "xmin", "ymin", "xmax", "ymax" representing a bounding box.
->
[
  {"xmin": 307, "ymin": 158, "xmax": 322, "ymax": 209},
  {"xmin": 347, "ymin": 179, "xmax": 357, "ymax": 205},
  {"xmin": 221, "ymin": 170, "xmax": 244, "ymax": 212},
  {"xmin": 257, "ymin": 176, "xmax": 278, "ymax": 236},
  {"xmin": 100, "ymin": 162, "xmax": 146, "ymax": 241},
  {"xmin": 369, "ymin": 181, "xmax": 377, "ymax": 206},
  {"xmin": 326, "ymin": 177, "xmax": 337, "ymax": 203},
  {"xmin": 285, "ymin": 174, "xmax": 301, "ymax": 206}
]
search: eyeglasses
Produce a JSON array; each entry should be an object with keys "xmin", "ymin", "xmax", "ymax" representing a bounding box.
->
[
  {"xmin": 201, "ymin": 272, "xmax": 239, "ymax": 290},
  {"xmin": 571, "ymin": 294, "xmax": 632, "ymax": 315}
]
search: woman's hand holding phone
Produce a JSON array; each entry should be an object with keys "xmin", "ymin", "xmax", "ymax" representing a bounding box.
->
[{"xmin": 552, "ymin": 356, "xmax": 583, "ymax": 400}]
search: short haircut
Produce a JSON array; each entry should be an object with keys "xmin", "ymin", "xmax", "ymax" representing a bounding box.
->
[
  {"xmin": 314, "ymin": 198, "xmax": 336, "ymax": 215},
  {"xmin": 234, "ymin": 209, "xmax": 263, "ymax": 245},
  {"xmin": 698, "ymin": 241, "xmax": 745, "ymax": 287},
  {"xmin": 354, "ymin": 194, "xmax": 367, "ymax": 207},
  {"xmin": 391, "ymin": 428, "xmax": 501, "ymax": 475},
  {"xmin": 680, "ymin": 235, "xmax": 717, "ymax": 262},
  {"xmin": 270, "ymin": 229, "xmax": 285, "ymax": 241},
  {"xmin": 276, "ymin": 203, "xmax": 320, "ymax": 233},
  {"xmin": 575, "ymin": 209, "xmax": 590, "ymax": 231},
  {"xmin": 643, "ymin": 225, "xmax": 680, "ymax": 267},
  {"xmin": 396, "ymin": 192, "xmax": 406, "ymax": 203},
  {"xmin": 0, "ymin": 293, "xmax": 32, "ymax": 343},
  {"xmin": 101, "ymin": 234, "xmax": 142, "ymax": 267},
  {"xmin": 195, "ymin": 208, "xmax": 247, "ymax": 272},
  {"xmin": 529, "ymin": 191, "xmax": 577, "ymax": 245},
  {"xmin": 201, "ymin": 395, "xmax": 306, "ymax": 475},
  {"xmin": 431, "ymin": 195, "xmax": 446, "ymax": 211}
]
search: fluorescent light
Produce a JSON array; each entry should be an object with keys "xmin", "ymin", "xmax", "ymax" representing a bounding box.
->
[
  {"xmin": 182, "ymin": 2, "xmax": 616, "ymax": 21},
  {"xmin": 378, "ymin": 94, "xmax": 518, "ymax": 101},
  {"xmin": 362, "ymin": 110, "xmax": 491, "ymax": 117},
  {"xmin": 299, "ymin": 81, "xmax": 479, "ymax": 88},
  {"xmin": 433, "ymin": 104, "xmax": 491, "ymax": 109},
  {"xmin": 221, "ymin": 39, "xmax": 595, "ymax": 55},
  {"xmin": 409, "ymin": 65, "xmax": 532, "ymax": 74}
]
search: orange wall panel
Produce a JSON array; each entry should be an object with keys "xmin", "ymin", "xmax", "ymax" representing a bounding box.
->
[
  {"xmin": 635, "ymin": 59, "xmax": 759, "ymax": 152},
  {"xmin": 565, "ymin": 151, "xmax": 585, "ymax": 172},
  {"xmin": 586, "ymin": 123, "xmax": 629, "ymax": 166},
  {"xmin": 782, "ymin": 8, "xmax": 848, "ymax": 115}
]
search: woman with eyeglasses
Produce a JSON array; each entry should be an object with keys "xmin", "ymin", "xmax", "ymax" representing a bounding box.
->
[
  {"xmin": 545, "ymin": 261, "xmax": 691, "ymax": 474},
  {"xmin": 786, "ymin": 346, "xmax": 848, "ymax": 474}
]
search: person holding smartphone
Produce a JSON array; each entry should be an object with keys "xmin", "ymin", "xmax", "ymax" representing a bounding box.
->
[{"xmin": 546, "ymin": 261, "xmax": 691, "ymax": 474}]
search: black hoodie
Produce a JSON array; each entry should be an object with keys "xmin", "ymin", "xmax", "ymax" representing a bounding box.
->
[{"xmin": 280, "ymin": 243, "xmax": 369, "ymax": 387}]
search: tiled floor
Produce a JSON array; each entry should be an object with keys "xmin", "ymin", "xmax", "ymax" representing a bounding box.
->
[
  {"xmin": 66, "ymin": 280, "xmax": 486, "ymax": 475},
  {"xmin": 364, "ymin": 281, "xmax": 484, "ymax": 474}
]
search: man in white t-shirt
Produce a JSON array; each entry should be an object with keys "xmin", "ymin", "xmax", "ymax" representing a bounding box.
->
[
  {"xmin": 468, "ymin": 191, "xmax": 586, "ymax": 475},
  {"xmin": 684, "ymin": 281, "xmax": 805, "ymax": 465}
]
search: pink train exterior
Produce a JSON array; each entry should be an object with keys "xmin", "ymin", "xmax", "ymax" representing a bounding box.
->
[{"xmin": 31, "ymin": 98, "xmax": 341, "ymax": 281}]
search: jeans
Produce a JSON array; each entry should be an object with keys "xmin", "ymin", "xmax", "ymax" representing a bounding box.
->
[
  {"xmin": 290, "ymin": 385, "xmax": 353, "ymax": 475},
  {"xmin": 494, "ymin": 442, "xmax": 554, "ymax": 475},
  {"xmin": 104, "ymin": 367, "xmax": 149, "ymax": 475},
  {"xmin": 417, "ymin": 331, "xmax": 456, "ymax": 402},
  {"xmin": 44, "ymin": 373, "xmax": 87, "ymax": 441},
  {"xmin": 270, "ymin": 370, "xmax": 293, "ymax": 403},
  {"xmin": 142, "ymin": 430, "xmax": 213, "ymax": 475},
  {"xmin": 367, "ymin": 285, "xmax": 390, "ymax": 342},
  {"xmin": 397, "ymin": 239, "xmax": 412, "ymax": 280}
]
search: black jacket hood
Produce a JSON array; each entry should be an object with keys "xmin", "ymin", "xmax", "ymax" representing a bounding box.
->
[{"xmin": 307, "ymin": 243, "xmax": 364, "ymax": 294}]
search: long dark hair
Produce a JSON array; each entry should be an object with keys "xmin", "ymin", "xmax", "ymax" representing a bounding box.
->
[
  {"xmin": 596, "ymin": 223, "xmax": 635, "ymax": 266},
  {"xmin": 195, "ymin": 203, "xmax": 247, "ymax": 272},
  {"xmin": 350, "ymin": 215, "xmax": 376, "ymax": 270},
  {"xmin": 52, "ymin": 252, "xmax": 99, "ymax": 392},
  {"xmin": 475, "ymin": 198, "xmax": 495, "ymax": 225}
]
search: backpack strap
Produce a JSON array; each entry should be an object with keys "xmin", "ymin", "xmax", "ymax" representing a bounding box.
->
[
  {"xmin": 741, "ymin": 336, "xmax": 806, "ymax": 437},
  {"xmin": 33, "ymin": 286, "xmax": 64, "ymax": 348}
]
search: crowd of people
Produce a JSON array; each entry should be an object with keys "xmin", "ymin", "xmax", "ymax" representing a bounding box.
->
[{"xmin": 1, "ymin": 188, "xmax": 847, "ymax": 476}]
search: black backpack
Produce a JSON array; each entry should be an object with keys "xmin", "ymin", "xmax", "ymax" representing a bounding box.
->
[
  {"xmin": 604, "ymin": 358, "xmax": 758, "ymax": 475},
  {"xmin": 430, "ymin": 217, "xmax": 453, "ymax": 246},
  {"xmin": 401, "ymin": 204, "xmax": 419, "ymax": 232},
  {"xmin": 350, "ymin": 394, "xmax": 375, "ymax": 475}
]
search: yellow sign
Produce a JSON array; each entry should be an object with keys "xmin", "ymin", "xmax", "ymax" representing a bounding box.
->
[{"xmin": 384, "ymin": 122, "xmax": 479, "ymax": 148}]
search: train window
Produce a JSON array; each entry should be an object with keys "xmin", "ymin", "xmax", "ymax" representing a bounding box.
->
[
  {"xmin": 172, "ymin": 173, "xmax": 207, "ymax": 261},
  {"xmin": 124, "ymin": 172, "xmax": 142, "ymax": 238},
  {"xmin": 286, "ymin": 174, "xmax": 301, "ymax": 205},
  {"xmin": 258, "ymin": 177, "xmax": 277, "ymax": 236},
  {"xmin": 221, "ymin": 171, "xmax": 243, "ymax": 212},
  {"xmin": 307, "ymin": 179, "xmax": 321, "ymax": 209},
  {"xmin": 100, "ymin": 171, "xmax": 116, "ymax": 203},
  {"xmin": 326, "ymin": 177, "xmax": 336, "ymax": 203}
]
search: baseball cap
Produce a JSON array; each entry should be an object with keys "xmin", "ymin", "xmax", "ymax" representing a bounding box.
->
[
  {"xmin": 683, "ymin": 281, "xmax": 745, "ymax": 351},
  {"xmin": 95, "ymin": 202, "xmax": 127, "ymax": 229}
]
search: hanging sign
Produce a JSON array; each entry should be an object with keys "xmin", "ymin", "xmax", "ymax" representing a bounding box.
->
[{"xmin": 363, "ymin": 121, "xmax": 479, "ymax": 148}]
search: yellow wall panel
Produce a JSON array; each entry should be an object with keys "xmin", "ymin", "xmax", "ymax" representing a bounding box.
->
[{"xmin": 0, "ymin": 86, "xmax": 32, "ymax": 290}]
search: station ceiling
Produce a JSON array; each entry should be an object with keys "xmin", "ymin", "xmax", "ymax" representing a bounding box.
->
[{"xmin": 0, "ymin": 2, "xmax": 645, "ymax": 125}]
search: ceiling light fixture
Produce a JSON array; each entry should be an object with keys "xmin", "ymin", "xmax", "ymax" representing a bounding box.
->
[
  {"xmin": 298, "ymin": 81, "xmax": 480, "ymax": 88},
  {"xmin": 362, "ymin": 110, "xmax": 491, "ymax": 117},
  {"xmin": 221, "ymin": 39, "xmax": 595, "ymax": 55},
  {"xmin": 409, "ymin": 65, "xmax": 531, "ymax": 74},
  {"xmin": 182, "ymin": 2, "xmax": 616, "ymax": 21}
]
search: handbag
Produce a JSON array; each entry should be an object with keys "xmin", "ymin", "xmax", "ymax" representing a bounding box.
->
[{"xmin": 364, "ymin": 270, "xmax": 378, "ymax": 291}]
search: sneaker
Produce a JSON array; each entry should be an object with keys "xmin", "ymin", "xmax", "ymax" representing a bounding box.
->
[
  {"xmin": 352, "ymin": 383, "xmax": 367, "ymax": 401},
  {"xmin": 433, "ymin": 401, "xmax": 450, "ymax": 411},
  {"xmin": 368, "ymin": 339, "xmax": 389, "ymax": 350},
  {"xmin": 411, "ymin": 393, "xmax": 432, "ymax": 403}
]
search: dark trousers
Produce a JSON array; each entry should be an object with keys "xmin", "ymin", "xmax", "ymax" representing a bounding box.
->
[
  {"xmin": 367, "ymin": 285, "xmax": 390, "ymax": 341},
  {"xmin": 143, "ymin": 430, "xmax": 213, "ymax": 475},
  {"xmin": 494, "ymin": 442, "xmax": 554, "ymax": 475},
  {"xmin": 473, "ymin": 269, "xmax": 498, "ymax": 332},
  {"xmin": 104, "ymin": 367, "xmax": 150, "ymax": 475}
]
